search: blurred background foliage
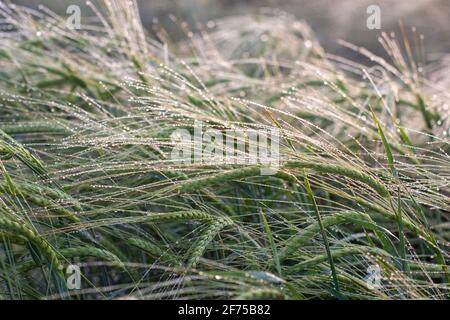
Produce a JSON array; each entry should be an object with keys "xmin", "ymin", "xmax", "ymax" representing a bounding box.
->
[{"xmin": 11, "ymin": 0, "xmax": 450, "ymax": 61}]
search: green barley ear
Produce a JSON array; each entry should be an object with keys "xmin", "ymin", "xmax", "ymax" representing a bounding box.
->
[
  {"xmin": 187, "ymin": 217, "xmax": 233, "ymax": 268},
  {"xmin": 279, "ymin": 211, "xmax": 380, "ymax": 262},
  {"xmin": 19, "ymin": 246, "xmax": 125, "ymax": 272},
  {"xmin": 0, "ymin": 217, "xmax": 63, "ymax": 279},
  {"xmin": 0, "ymin": 129, "xmax": 48, "ymax": 178},
  {"xmin": 0, "ymin": 122, "xmax": 70, "ymax": 135},
  {"xmin": 285, "ymin": 161, "xmax": 389, "ymax": 197}
]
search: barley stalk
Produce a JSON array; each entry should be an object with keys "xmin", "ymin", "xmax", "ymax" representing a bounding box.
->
[
  {"xmin": 0, "ymin": 217, "xmax": 62, "ymax": 275},
  {"xmin": 279, "ymin": 211, "xmax": 376, "ymax": 261}
]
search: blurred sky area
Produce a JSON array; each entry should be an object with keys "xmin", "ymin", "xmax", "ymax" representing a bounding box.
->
[{"xmin": 11, "ymin": 0, "xmax": 450, "ymax": 61}]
